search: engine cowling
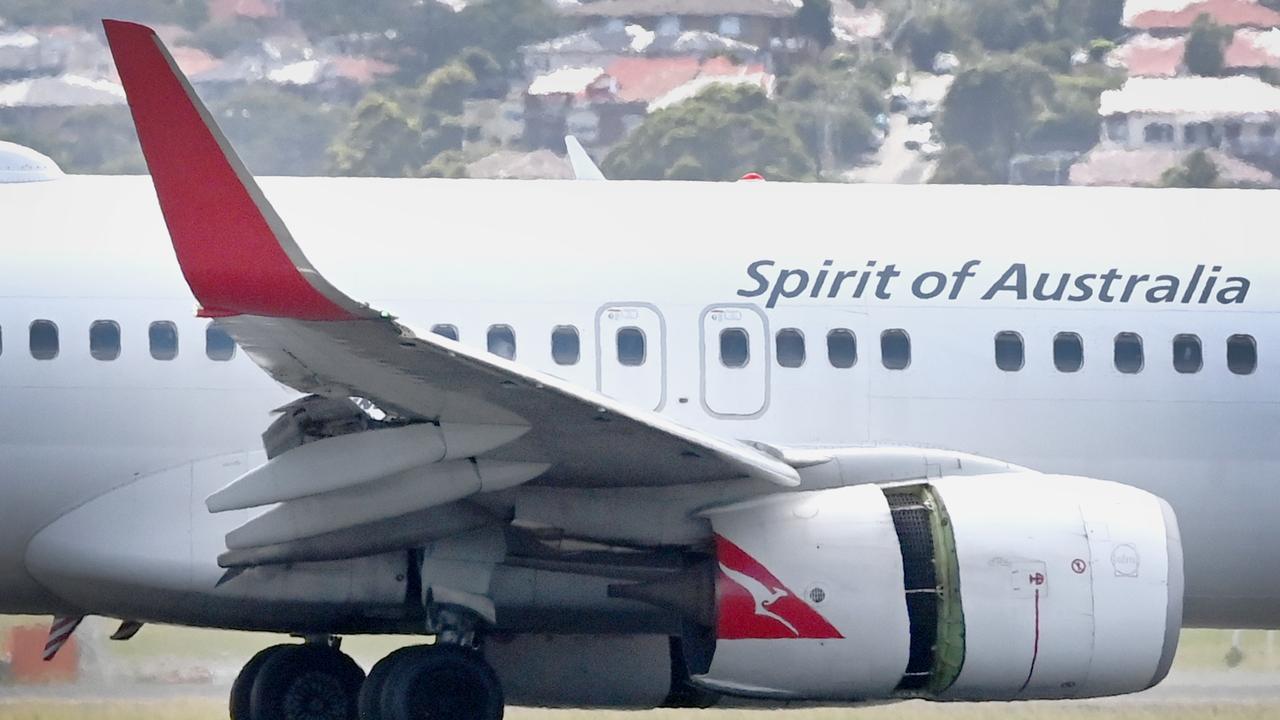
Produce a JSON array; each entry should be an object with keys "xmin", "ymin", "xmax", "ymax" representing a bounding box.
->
[{"xmin": 695, "ymin": 473, "xmax": 1182, "ymax": 702}]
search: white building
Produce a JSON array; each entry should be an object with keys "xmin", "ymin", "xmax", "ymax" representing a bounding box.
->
[{"xmin": 1099, "ymin": 76, "xmax": 1280, "ymax": 156}]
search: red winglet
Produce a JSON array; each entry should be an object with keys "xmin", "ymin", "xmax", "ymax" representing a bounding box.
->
[{"xmin": 103, "ymin": 20, "xmax": 361, "ymax": 321}]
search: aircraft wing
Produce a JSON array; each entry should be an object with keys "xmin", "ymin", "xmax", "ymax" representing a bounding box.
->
[{"xmin": 104, "ymin": 21, "xmax": 801, "ymax": 507}]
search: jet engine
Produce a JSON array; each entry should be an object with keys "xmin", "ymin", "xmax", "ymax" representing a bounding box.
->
[{"xmin": 690, "ymin": 473, "xmax": 1182, "ymax": 702}]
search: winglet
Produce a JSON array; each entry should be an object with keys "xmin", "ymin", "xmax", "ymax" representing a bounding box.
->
[
  {"xmin": 102, "ymin": 20, "xmax": 369, "ymax": 321},
  {"xmin": 564, "ymin": 135, "xmax": 606, "ymax": 181}
]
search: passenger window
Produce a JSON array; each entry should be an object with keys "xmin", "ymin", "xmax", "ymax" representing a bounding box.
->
[
  {"xmin": 551, "ymin": 325, "xmax": 580, "ymax": 366},
  {"xmin": 776, "ymin": 328, "xmax": 805, "ymax": 368},
  {"xmin": 994, "ymin": 331, "xmax": 1023, "ymax": 371},
  {"xmin": 1054, "ymin": 332, "xmax": 1083, "ymax": 372},
  {"xmin": 1114, "ymin": 332, "xmax": 1143, "ymax": 374},
  {"xmin": 1228, "ymin": 334, "xmax": 1257, "ymax": 375},
  {"xmin": 880, "ymin": 329, "xmax": 910, "ymax": 370},
  {"xmin": 90, "ymin": 320, "xmax": 121, "ymax": 361},
  {"xmin": 431, "ymin": 324, "xmax": 459, "ymax": 341},
  {"xmin": 616, "ymin": 327, "xmax": 645, "ymax": 366},
  {"xmin": 1172, "ymin": 334, "xmax": 1202, "ymax": 374},
  {"xmin": 827, "ymin": 329, "xmax": 856, "ymax": 368},
  {"xmin": 206, "ymin": 324, "xmax": 236, "ymax": 362},
  {"xmin": 487, "ymin": 325, "xmax": 516, "ymax": 360},
  {"xmin": 720, "ymin": 327, "xmax": 749, "ymax": 368},
  {"xmin": 149, "ymin": 321, "xmax": 179, "ymax": 361},
  {"xmin": 29, "ymin": 320, "xmax": 58, "ymax": 360}
]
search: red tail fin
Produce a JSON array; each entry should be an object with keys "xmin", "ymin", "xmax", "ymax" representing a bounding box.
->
[{"xmin": 102, "ymin": 20, "xmax": 364, "ymax": 321}]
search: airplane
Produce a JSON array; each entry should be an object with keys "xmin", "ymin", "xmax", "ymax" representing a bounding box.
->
[{"xmin": 0, "ymin": 17, "xmax": 1273, "ymax": 720}]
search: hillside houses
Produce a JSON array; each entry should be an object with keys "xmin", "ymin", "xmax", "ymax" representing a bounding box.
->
[
  {"xmin": 522, "ymin": 56, "xmax": 771, "ymax": 147},
  {"xmin": 518, "ymin": 0, "xmax": 803, "ymax": 151},
  {"xmin": 1067, "ymin": 0, "xmax": 1280, "ymax": 186},
  {"xmin": 560, "ymin": 0, "xmax": 805, "ymax": 49}
]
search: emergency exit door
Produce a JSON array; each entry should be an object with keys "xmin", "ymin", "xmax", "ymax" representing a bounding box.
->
[
  {"xmin": 596, "ymin": 304, "xmax": 666, "ymax": 411},
  {"xmin": 701, "ymin": 305, "xmax": 768, "ymax": 416}
]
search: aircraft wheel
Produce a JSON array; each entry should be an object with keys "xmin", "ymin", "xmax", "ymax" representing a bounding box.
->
[
  {"xmin": 380, "ymin": 644, "xmax": 504, "ymax": 720},
  {"xmin": 249, "ymin": 643, "xmax": 365, "ymax": 720},
  {"xmin": 230, "ymin": 644, "xmax": 294, "ymax": 720},
  {"xmin": 358, "ymin": 646, "xmax": 427, "ymax": 720}
]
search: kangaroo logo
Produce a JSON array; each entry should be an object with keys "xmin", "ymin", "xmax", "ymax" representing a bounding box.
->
[{"xmin": 715, "ymin": 535, "xmax": 844, "ymax": 640}]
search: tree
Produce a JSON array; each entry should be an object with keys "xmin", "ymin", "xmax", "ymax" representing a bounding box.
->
[
  {"xmin": 930, "ymin": 146, "xmax": 997, "ymax": 184},
  {"xmin": 603, "ymin": 85, "xmax": 814, "ymax": 181},
  {"xmin": 903, "ymin": 12, "xmax": 957, "ymax": 71},
  {"xmin": 969, "ymin": 0, "xmax": 1052, "ymax": 52},
  {"xmin": 213, "ymin": 84, "xmax": 349, "ymax": 175},
  {"xmin": 779, "ymin": 64, "xmax": 885, "ymax": 171},
  {"xmin": 329, "ymin": 94, "xmax": 429, "ymax": 177},
  {"xmin": 1160, "ymin": 149, "xmax": 1221, "ymax": 187},
  {"xmin": 938, "ymin": 55, "xmax": 1054, "ymax": 180},
  {"xmin": 796, "ymin": 0, "xmax": 835, "ymax": 48},
  {"xmin": 1085, "ymin": 0, "xmax": 1125, "ymax": 40},
  {"xmin": 1185, "ymin": 14, "xmax": 1231, "ymax": 76},
  {"xmin": 419, "ymin": 61, "xmax": 478, "ymax": 116}
]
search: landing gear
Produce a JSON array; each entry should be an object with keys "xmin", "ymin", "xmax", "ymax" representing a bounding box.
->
[
  {"xmin": 231, "ymin": 638, "xmax": 504, "ymax": 720},
  {"xmin": 361, "ymin": 644, "xmax": 504, "ymax": 720},
  {"xmin": 230, "ymin": 642, "xmax": 364, "ymax": 720}
]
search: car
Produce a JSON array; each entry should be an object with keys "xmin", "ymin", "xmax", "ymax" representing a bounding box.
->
[{"xmin": 907, "ymin": 99, "xmax": 937, "ymax": 124}]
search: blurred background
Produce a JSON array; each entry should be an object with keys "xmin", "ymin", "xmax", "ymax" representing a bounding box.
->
[
  {"xmin": 0, "ymin": 0, "xmax": 1275, "ymax": 186},
  {"xmin": 3, "ymin": 1, "xmax": 1280, "ymax": 717}
]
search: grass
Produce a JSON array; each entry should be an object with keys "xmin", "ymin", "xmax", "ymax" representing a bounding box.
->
[
  {"xmin": 4, "ymin": 617, "xmax": 1277, "ymax": 673},
  {"xmin": 2, "ymin": 701, "xmax": 1280, "ymax": 720},
  {"xmin": 3, "ymin": 618, "xmax": 1280, "ymax": 719}
]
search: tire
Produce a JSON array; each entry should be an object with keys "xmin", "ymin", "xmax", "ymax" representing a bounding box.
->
[
  {"xmin": 249, "ymin": 644, "xmax": 366, "ymax": 720},
  {"xmin": 358, "ymin": 646, "xmax": 429, "ymax": 720},
  {"xmin": 381, "ymin": 645, "xmax": 504, "ymax": 720},
  {"xmin": 231, "ymin": 644, "xmax": 295, "ymax": 720}
]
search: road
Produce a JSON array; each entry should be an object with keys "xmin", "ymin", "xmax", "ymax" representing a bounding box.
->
[{"xmin": 845, "ymin": 73, "xmax": 953, "ymax": 185}]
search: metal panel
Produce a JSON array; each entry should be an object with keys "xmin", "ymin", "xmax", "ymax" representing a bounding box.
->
[
  {"xmin": 701, "ymin": 305, "xmax": 768, "ymax": 417},
  {"xmin": 595, "ymin": 303, "xmax": 666, "ymax": 411}
]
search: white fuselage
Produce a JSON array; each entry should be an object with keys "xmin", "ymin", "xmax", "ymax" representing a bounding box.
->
[{"xmin": 1, "ymin": 176, "xmax": 1276, "ymax": 627}]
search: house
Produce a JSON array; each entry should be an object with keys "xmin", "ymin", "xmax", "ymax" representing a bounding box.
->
[
  {"xmin": 561, "ymin": 0, "xmax": 803, "ymax": 49},
  {"xmin": 522, "ymin": 20, "xmax": 763, "ymax": 77},
  {"xmin": 1099, "ymin": 76, "xmax": 1280, "ymax": 158},
  {"xmin": 1113, "ymin": 28, "xmax": 1280, "ymax": 76},
  {"xmin": 1127, "ymin": 0, "xmax": 1280, "ymax": 35},
  {"xmin": 522, "ymin": 56, "xmax": 773, "ymax": 147},
  {"xmin": 1069, "ymin": 146, "xmax": 1276, "ymax": 186}
]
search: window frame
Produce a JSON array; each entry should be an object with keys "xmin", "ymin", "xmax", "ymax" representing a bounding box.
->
[
  {"xmin": 29, "ymin": 319, "xmax": 59, "ymax": 361},
  {"xmin": 551, "ymin": 325, "xmax": 580, "ymax": 366},
  {"xmin": 148, "ymin": 320, "xmax": 179, "ymax": 361},
  {"xmin": 1053, "ymin": 331, "xmax": 1084, "ymax": 373},
  {"xmin": 826, "ymin": 328, "xmax": 857, "ymax": 369},
  {"xmin": 1114, "ymin": 331, "xmax": 1144, "ymax": 374},
  {"xmin": 880, "ymin": 328, "xmax": 911, "ymax": 370},
  {"xmin": 486, "ymin": 324, "xmax": 517, "ymax": 360},
  {"xmin": 205, "ymin": 323, "xmax": 237, "ymax": 362},
  {"xmin": 994, "ymin": 330, "xmax": 1024, "ymax": 372},
  {"xmin": 1227, "ymin": 334, "xmax": 1257, "ymax": 375},
  {"xmin": 615, "ymin": 326, "xmax": 646, "ymax": 367},
  {"xmin": 431, "ymin": 324, "xmax": 459, "ymax": 341},
  {"xmin": 775, "ymin": 327, "xmax": 806, "ymax": 369},
  {"xmin": 719, "ymin": 327, "xmax": 750, "ymax": 369},
  {"xmin": 89, "ymin": 320, "xmax": 121, "ymax": 362},
  {"xmin": 1172, "ymin": 333, "xmax": 1202, "ymax": 374}
]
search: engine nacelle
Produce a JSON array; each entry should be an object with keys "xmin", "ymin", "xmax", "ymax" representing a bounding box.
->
[{"xmin": 696, "ymin": 473, "xmax": 1182, "ymax": 702}]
